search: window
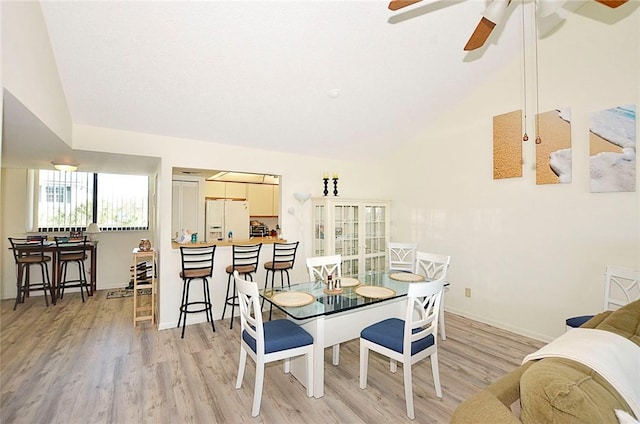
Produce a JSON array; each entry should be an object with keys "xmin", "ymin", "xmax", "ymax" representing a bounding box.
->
[
  {"xmin": 96, "ymin": 173, "xmax": 149, "ymax": 230},
  {"xmin": 36, "ymin": 170, "xmax": 149, "ymax": 231}
]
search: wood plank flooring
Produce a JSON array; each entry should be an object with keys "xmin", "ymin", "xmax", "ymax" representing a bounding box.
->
[{"xmin": 1, "ymin": 292, "xmax": 545, "ymax": 423}]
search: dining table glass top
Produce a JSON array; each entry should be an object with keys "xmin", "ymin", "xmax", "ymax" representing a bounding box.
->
[{"xmin": 260, "ymin": 271, "xmax": 421, "ymax": 321}]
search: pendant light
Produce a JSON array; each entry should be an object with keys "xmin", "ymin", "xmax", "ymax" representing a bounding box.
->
[
  {"xmin": 534, "ymin": 1, "xmax": 542, "ymax": 145},
  {"xmin": 521, "ymin": 0, "xmax": 529, "ymax": 142}
]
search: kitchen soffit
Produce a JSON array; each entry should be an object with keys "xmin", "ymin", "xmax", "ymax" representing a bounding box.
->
[{"xmin": 173, "ymin": 167, "xmax": 279, "ymax": 185}]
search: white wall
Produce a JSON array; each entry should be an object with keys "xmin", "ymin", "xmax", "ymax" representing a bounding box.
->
[
  {"xmin": 72, "ymin": 124, "xmax": 387, "ymax": 329},
  {"xmin": 1, "ymin": 1, "xmax": 72, "ymax": 300},
  {"xmin": 1, "ymin": 1, "xmax": 71, "ymax": 145},
  {"xmin": 383, "ymin": 3, "xmax": 640, "ymax": 341}
]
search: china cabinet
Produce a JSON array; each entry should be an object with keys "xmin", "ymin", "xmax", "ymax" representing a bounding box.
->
[{"xmin": 311, "ymin": 198, "xmax": 390, "ymax": 276}]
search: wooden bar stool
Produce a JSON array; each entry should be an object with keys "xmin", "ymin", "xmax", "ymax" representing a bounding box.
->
[
  {"xmin": 223, "ymin": 243, "xmax": 262, "ymax": 329},
  {"xmin": 54, "ymin": 236, "xmax": 92, "ymax": 302},
  {"xmin": 178, "ymin": 245, "xmax": 216, "ymax": 338},
  {"xmin": 8, "ymin": 237, "xmax": 55, "ymax": 309}
]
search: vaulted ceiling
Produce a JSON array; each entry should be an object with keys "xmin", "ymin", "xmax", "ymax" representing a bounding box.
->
[{"xmin": 2, "ymin": 0, "xmax": 635, "ymax": 171}]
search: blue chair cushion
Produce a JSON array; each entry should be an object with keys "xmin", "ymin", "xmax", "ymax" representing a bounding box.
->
[
  {"xmin": 242, "ymin": 319, "xmax": 313, "ymax": 354},
  {"xmin": 565, "ymin": 315, "xmax": 594, "ymax": 328},
  {"xmin": 361, "ymin": 318, "xmax": 434, "ymax": 355}
]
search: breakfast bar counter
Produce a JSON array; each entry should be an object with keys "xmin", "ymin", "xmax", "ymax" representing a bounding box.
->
[
  {"xmin": 165, "ymin": 238, "xmax": 297, "ymax": 330},
  {"xmin": 171, "ymin": 237, "xmax": 286, "ymax": 249}
]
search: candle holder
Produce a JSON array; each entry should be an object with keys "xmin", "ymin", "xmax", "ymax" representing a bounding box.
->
[
  {"xmin": 332, "ymin": 178, "xmax": 339, "ymax": 197},
  {"xmin": 323, "ymin": 178, "xmax": 329, "ymax": 196}
]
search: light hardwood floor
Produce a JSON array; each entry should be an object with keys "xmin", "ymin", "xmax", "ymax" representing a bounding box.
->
[{"xmin": 1, "ymin": 291, "xmax": 544, "ymax": 423}]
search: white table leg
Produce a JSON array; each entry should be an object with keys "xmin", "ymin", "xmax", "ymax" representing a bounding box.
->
[
  {"xmin": 289, "ymin": 316, "xmax": 325, "ymax": 398},
  {"xmin": 287, "ymin": 298, "xmax": 405, "ymax": 399}
]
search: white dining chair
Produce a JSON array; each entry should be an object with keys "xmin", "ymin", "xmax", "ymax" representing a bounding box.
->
[
  {"xmin": 359, "ymin": 279, "xmax": 445, "ymax": 420},
  {"xmin": 306, "ymin": 255, "xmax": 342, "ymax": 365},
  {"xmin": 388, "ymin": 242, "xmax": 417, "ymax": 273},
  {"xmin": 566, "ymin": 265, "xmax": 640, "ymax": 330},
  {"xmin": 306, "ymin": 254, "xmax": 342, "ymax": 282},
  {"xmin": 415, "ymin": 251, "xmax": 451, "ymax": 340},
  {"xmin": 234, "ymin": 271, "xmax": 314, "ymax": 417}
]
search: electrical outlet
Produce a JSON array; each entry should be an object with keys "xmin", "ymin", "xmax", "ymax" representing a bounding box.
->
[{"xmin": 465, "ymin": 288, "xmax": 471, "ymax": 298}]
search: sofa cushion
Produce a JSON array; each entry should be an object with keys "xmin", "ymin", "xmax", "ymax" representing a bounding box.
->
[
  {"xmin": 520, "ymin": 358, "xmax": 634, "ymax": 424},
  {"xmin": 595, "ymin": 300, "xmax": 640, "ymax": 347},
  {"xmin": 566, "ymin": 315, "xmax": 595, "ymax": 328}
]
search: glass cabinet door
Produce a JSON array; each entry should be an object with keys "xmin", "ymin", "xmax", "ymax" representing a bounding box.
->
[
  {"xmin": 363, "ymin": 204, "xmax": 387, "ymax": 272},
  {"xmin": 334, "ymin": 204, "xmax": 360, "ymax": 276},
  {"xmin": 313, "ymin": 203, "xmax": 326, "ymax": 256},
  {"xmin": 311, "ymin": 198, "xmax": 389, "ymax": 276}
]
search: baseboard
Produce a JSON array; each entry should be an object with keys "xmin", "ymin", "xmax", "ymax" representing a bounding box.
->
[
  {"xmin": 447, "ymin": 306, "xmax": 552, "ymax": 343},
  {"xmin": 98, "ymin": 282, "xmax": 129, "ymax": 290},
  {"xmin": 158, "ymin": 314, "xmax": 210, "ymax": 331}
]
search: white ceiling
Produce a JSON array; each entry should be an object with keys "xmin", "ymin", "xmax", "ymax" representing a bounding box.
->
[{"xmin": 3, "ymin": 0, "xmax": 634, "ymax": 172}]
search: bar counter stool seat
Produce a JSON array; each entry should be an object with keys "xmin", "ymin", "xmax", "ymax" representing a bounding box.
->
[
  {"xmin": 263, "ymin": 241, "xmax": 299, "ymax": 297},
  {"xmin": 9, "ymin": 237, "xmax": 55, "ymax": 309},
  {"xmin": 55, "ymin": 236, "xmax": 91, "ymax": 302},
  {"xmin": 223, "ymin": 243, "xmax": 262, "ymax": 329},
  {"xmin": 178, "ymin": 245, "xmax": 217, "ymax": 338}
]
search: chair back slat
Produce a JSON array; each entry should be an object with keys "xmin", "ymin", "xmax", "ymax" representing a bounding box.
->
[
  {"xmin": 235, "ymin": 271, "xmax": 264, "ymax": 351},
  {"xmin": 604, "ymin": 265, "xmax": 640, "ymax": 310},
  {"xmin": 180, "ymin": 245, "xmax": 216, "ymax": 278},
  {"xmin": 306, "ymin": 255, "xmax": 342, "ymax": 282},
  {"xmin": 271, "ymin": 241, "xmax": 299, "ymax": 266},
  {"xmin": 231, "ymin": 243, "xmax": 262, "ymax": 269},
  {"xmin": 405, "ymin": 280, "xmax": 445, "ymax": 347},
  {"xmin": 55, "ymin": 236, "xmax": 88, "ymax": 259},
  {"xmin": 9, "ymin": 237, "xmax": 49, "ymax": 262},
  {"xmin": 415, "ymin": 251, "xmax": 451, "ymax": 281},
  {"xmin": 388, "ymin": 242, "xmax": 417, "ymax": 273}
]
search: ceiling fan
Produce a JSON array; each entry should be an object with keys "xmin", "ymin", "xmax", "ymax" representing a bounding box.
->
[{"xmin": 388, "ymin": 0, "xmax": 629, "ymax": 51}]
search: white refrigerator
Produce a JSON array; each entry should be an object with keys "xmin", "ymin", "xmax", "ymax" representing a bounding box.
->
[{"xmin": 205, "ymin": 199, "xmax": 250, "ymax": 241}]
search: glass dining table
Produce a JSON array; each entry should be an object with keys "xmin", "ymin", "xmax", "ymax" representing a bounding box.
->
[{"xmin": 260, "ymin": 271, "xmax": 417, "ymax": 398}]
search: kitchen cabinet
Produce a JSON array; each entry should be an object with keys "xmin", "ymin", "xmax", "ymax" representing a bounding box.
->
[
  {"xmin": 204, "ymin": 181, "xmax": 250, "ymax": 200},
  {"xmin": 247, "ymin": 184, "xmax": 278, "ymax": 216},
  {"xmin": 272, "ymin": 185, "xmax": 280, "ymax": 215},
  {"xmin": 225, "ymin": 182, "xmax": 247, "ymax": 199},
  {"xmin": 172, "ymin": 180, "xmax": 199, "ymax": 237},
  {"xmin": 203, "ymin": 180, "xmax": 279, "ymax": 216},
  {"xmin": 311, "ymin": 198, "xmax": 390, "ymax": 276},
  {"xmin": 204, "ymin": 181, "xmax": 225, "ymax": 198}
]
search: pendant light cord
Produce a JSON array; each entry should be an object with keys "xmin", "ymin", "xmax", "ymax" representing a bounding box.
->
[
  {"xmin": 522, "ymin": 0, "xmax": 528, "ymax": 140},
  {"xmin": 534, "ymin": 1, "xmax": 541, "ymax": 144}
]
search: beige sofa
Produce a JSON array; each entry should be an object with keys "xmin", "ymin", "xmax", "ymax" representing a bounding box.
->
[{"xmin": 450, "ymin": 300, "xmax": 640, "ymax": 424}]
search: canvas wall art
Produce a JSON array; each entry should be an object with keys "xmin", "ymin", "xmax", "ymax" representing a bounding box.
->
[
  {"xmin": 493, "ymin": 110, "xmax": 523, "ymax": 179},
  {"xmin": 589, "ymin": 105, "xmax": 636, "ymax": 193},
  {"xmin": 535, "ymin": 108, "xmax": 572, "ymax": 185}
]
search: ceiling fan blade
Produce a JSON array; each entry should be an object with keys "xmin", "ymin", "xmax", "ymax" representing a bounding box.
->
[
  {"xmin": 464, "ymin": 0, "xmax": 510, "ymax": 51},
  {"xmin": 464, "ymin": 17, "xmax": 497, "ymax": 51},
  {"xmin": 388, "ymin": 0, "xmax": 423, "ymax": 11},
  {"xmin": 594, "ymin": 0, "xmax": 628, "ymax": 7}
]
